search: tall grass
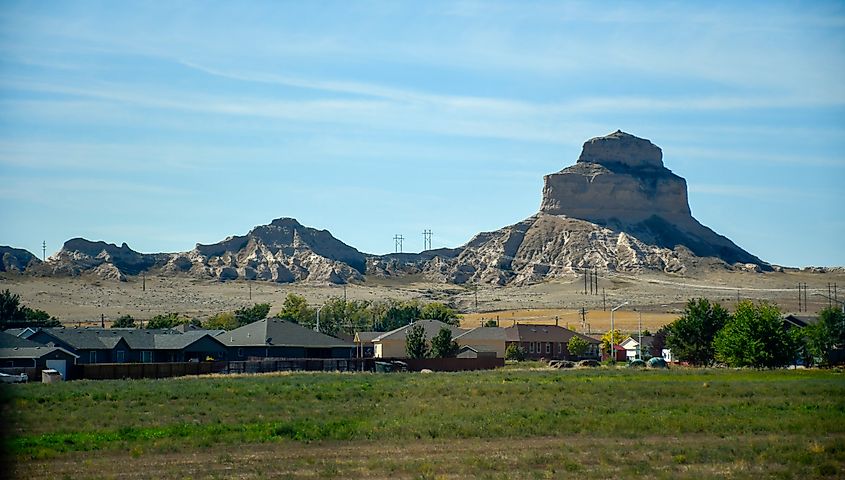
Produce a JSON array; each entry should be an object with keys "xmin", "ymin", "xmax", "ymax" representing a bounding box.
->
[{"xmin": 7, "ymin": 368, "xmax": 844, "ymax": 459}]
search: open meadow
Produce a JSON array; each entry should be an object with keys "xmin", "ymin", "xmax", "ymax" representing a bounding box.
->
[{"xmin": 4, "ymin": 367, "xmax": 844, "ymax": 479}]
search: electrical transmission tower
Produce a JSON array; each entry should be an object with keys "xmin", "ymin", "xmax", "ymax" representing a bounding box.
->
[
  {"xmin": 42, "ymin": 241, "xmax": 46, "ymax": 261},
  {"xmin": 393, "ymin": 234, "xmax": 404, "ymax": 253},
  {"xmin": 422, "ymin": 229, "xmax": 432, "ymax": 251}
]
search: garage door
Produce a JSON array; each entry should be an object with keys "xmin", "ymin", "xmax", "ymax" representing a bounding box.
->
[{"xmin": 45, "ymin": 359, "xmax": 67, "ymax": 380}]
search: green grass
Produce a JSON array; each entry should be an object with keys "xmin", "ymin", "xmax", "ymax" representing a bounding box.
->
[{"xmin": 4, "ymin": 368, "xmax": 845, "ymax": 478}]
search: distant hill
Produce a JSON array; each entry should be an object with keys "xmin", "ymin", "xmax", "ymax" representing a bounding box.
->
[{"xmin": 3, "ymin": 132, "xmax": 773, "ymax": 285}]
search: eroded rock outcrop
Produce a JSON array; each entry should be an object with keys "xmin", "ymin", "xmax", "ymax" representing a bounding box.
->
[{"xmin": 0, "ymin": 246, "xmax": 41, "ymax": 272}]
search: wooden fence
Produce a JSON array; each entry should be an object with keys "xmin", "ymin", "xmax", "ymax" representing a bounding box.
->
[
  {"xmin": 32, "ymin": 356, "xmax": 503, "ymax": 381},
  {"xmin": 72, "ymin": 361, "xmax": 226, "ymax": 380}
]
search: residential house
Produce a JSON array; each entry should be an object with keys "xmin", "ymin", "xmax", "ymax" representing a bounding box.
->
[
  {"xmin": 504, "ymin": 324, "xmax": 600, "ymax": 360},
  {"xmin": 0, "ymin": 331, "xmax": 78, "ymax": 379},
  {"xmin": 353, "ymin": 331, "xmax": 380, "ymax": 358},
  {"xmin": 454, "ymin": 327, "xmax": 507, "ymax": 358},
  {"xmin": 620, "ymin": 334, "xmax": 665, "ymax": 361},
  {"xmin": 27, "ymin": 328, "xmax": 228, "ymax": 363},
  {"xmin": 372, "ymin": 320, "xmax": 465, "ymax": 358},
  {"xmin": 220, "ymin": 318, "xmax": 355, "ymax": 360},
  {"xmin": 456, "ymin": 345, "xmax": 498, "ymax": 359}
]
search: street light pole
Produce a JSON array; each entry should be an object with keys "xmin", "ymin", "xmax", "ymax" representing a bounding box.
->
[
  {"xmin": 315, "ymin": 306, "xmax": 322, "ymax": 333},
  {"xmin": 610, "ymin": 301, "xmax": 629, "ymax": 363}
]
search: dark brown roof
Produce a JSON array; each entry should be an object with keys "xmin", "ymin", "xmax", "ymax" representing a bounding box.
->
[{"xmin": 504, "ymin": 324, "xmax": 599, "ymax": 344}]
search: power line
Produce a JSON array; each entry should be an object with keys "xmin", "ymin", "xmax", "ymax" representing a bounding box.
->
[
  {"xmin": 393, "ymin": 234, "xmax": 404, "ymax": 253},
  {"xmin": 422, "ymin": 229, "xmax": 432, "ymax": 251}
]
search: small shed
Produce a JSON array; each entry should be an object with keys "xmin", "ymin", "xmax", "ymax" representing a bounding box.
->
[{"xmin": 457, "ymin": 345, "xmax": 497, "ymax": 359}]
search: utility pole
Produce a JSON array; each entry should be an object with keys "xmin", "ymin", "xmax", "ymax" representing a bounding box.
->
[
  {"xmin": 829, "ymin": 283, "xmax": 833, "ymax": 309},
  {"xmin": 584, "ymin": 269, "xmax": 588, "ymax": 295},
  {"xmin": 602, "ymin": 288, "xmax": 606, "ymax": 311},
  {"xmin": 100, "ymin": 313, "xmax": 105, "ymax": 328},
  {"xmin": 798, "ymin": 283, "xmax": 802, "ymax": 312},
  {"xmin": 594, "ymin": 268, "xmax": 598, "ymax": 295},
  {"xmin": 143, "ymin": 273, "xmax": 146, "ymax": 292},
  {"xmin": 474, "ymin": 284, "xmax": 478, "ymax": 311},
  {"xmin": 393, "ymin": 234, "xmax": 404, "ymax": 253},
  {"xmin": 249, "ymin": 281, "xmax": 252, "ymax": 300},
  {"xmin": 42, "ymin": 241, "xmax": 46, "ymax": 261},
  {"xmin": 638, "ymin": 312, "xmax": 642, "ymax": 360},
  {"xmin": 804, "ymin": 283, "xmax": 808, "ymax": 312}
]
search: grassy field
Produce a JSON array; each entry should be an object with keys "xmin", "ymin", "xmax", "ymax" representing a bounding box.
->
[{"xmin": 3, "ymin": 368, "xmax": 845, "ymax": 479}]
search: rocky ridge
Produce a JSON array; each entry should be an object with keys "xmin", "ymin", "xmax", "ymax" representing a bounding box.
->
[
  {"xmin": 0, "ymin": 246, "xmax": 42, "ymax": 272},
  {"xmin": 4, "ymin": 131, "xmax": 771, "ymax": 285}
]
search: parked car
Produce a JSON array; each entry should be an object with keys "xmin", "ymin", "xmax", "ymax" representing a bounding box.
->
[{"xmin": 0, "ymin": 372, "xmax": 28, "ymax": 383}]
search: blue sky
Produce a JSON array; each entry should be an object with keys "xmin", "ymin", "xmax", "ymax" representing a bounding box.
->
[{"xmin": 1, "ymin": 1, "xmax": 843, "ymax": 267}]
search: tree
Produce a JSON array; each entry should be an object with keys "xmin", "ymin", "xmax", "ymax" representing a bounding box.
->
[
  {"xmin": 665, "ymin": 298, "xmax": 730, "ymax": 366},
  {"xmin": 0, "ymin": 289, "xmax": 60, "ymax": 328},
  {"xmin": 505, "ymin": 343, "xmax": 526, "ymax": 361},
  {"xmin": 567, "ymin": 336, "xmax": 589, "ymax": 358},
  {"xmin": 405, "ymin": 323, "xmax": 428, "ymax": 359},
  {"xmin": 274, "ymin": 293, "xmax": 313, "ymax": 325},
  {"xmin": 380, "ymin": 299, "xmax": 421, "ymax": 331},
  {"xmin": 420, "ymin": 302, "xmax": 460, "ymax": 326},
  {"xmin": 600, "ymin": 329, "xmax": 624, "ymax": 359},
  {"xmin": 111, "ymin": 315, "xmax": 136, "ymax": 328},
  {"xmin": 430, "ymin": 327, "xmax": 459, "ymax": 358},
  {"xmin": 714, "ymin": 301, "xmax": 795, "ymax": 368},
  {"xmin": 234, "ymin": 303, "xmax": 271, "ymax": 327},
  {"xmin": 804, "ymin": 306, "xmax": 845, "ymax": 366},
  {"xmin": 482, "ymin": 319, "xmax": 498, "ymax": 327},
  {"xmin": 204, "ymin": 312, "xmax": 238, "ymax": 330},
  {"xmin": 146, "ymin": 312, "xmax": 183, "ymax": 329}
]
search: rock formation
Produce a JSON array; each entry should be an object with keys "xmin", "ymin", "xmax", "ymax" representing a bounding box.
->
[
  {"xmin": 0, "ymin": 246, "xmax": 41, "ymax": 272},
  {"xmin": 2, "ymin": 131, "xmax": 769, "ymax": 285},
  {"xmin": 539, "ymin": 130, "xmax": 766, "ymax": 266}
]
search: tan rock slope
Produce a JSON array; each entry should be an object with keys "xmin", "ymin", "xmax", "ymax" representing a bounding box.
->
[{"xmin": 6, "ymin": 131, "xmax": 769, "ymax": 285}]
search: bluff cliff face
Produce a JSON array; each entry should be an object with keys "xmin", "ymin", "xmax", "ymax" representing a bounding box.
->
[
  {"xmin": 539, "ymin": 130, "xmax": 765, "ymax": 266},
  {"xmin": 4, "ymin": 131, "xmax": 769, "ymax": 284}
]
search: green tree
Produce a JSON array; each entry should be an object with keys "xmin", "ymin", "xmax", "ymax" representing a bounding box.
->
[
  {"xmin": 204, "ymin": 312, "xmax": 238, "ymax": 330},
  {"xmin": 665, "ymin": 298, "xmax": 730, "ymax": 366},
  {"xmin": 804, "ymin": 306, "xmax": 845, "ymax": 366},
  {"xmin": 111, "ymin": 315, "xmax": 136, "ymax": 328},
  {"xmin": 0, "ymin": 289, "xmax": 60, "ymax": 328},
  {"xmin": 714, "ymin": 301, "xmax": 795, "ymax": 368},
  {"xmin": 567, "ymin": 336, "xmax": 589, "ymax": 357},
  {"xmin": 430, "ymin": 327, "xmax": 459, "ymax": 358},
  {"xmin": 405, "ymin": 323, "xmax": 428, "ymax": 359},
  {"xmin": 505, "ymin": 343, "xmax": 526, "ymax": 361},
  {"xmin": 482, "ymin": 319, "xmax": 498, "ymax": 327},
  {"xmin": 600, "ymin": 329, "xmax": 624, "ymax": 359},
  {"xmin": 274, "ymin": 293, "xmax": 314, "ymax": 325},
  {"xmin": 234, "ymin": 303, "xmax": 271, "ymax": 327},
  {"xmin": 146, "ymin": 312, "xmax": 183, "ymax": 329},
  {"xmin": 380, "ymin": 299, "xmax": 421, "ymax": 331},
  {"xmin": 420, "ymin": 302, "xmax": 460, "ymax": 326}
]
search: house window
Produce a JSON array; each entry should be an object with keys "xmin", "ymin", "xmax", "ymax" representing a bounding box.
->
[
  {"xmin": 529, "ymin": 342, "xmax": 534, "ymax": 353},
  {"xmin": 559, "ymin": 343, "xmax": 563, "ymax": 353},
  {"xmin": 238, "ymin": 348, "xmax": 244, "ymax": 358},
  {"xmin": 546, "ymin": 343, "xmax": 551, "ymax": 354},
  {"xmin": 115, "ymin": 350, "xmax": 125, "ymax": 363},
  {"xmin": 141, "ymin": 351, "xmax": 152, "ymax": 363},
  {"xmin": 89, "ymin": 351, "xmax": 97, "ymax": 363}
]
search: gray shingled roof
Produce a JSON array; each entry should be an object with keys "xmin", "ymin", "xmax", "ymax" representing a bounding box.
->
[
  {"xmin": 0, "ymin": 346, "xmax": 79, "ymax": 359},
  {"xmin": 35, "ymin": 328, "xmax": 224, "ymax": 351},
  {"xmin": 221, "ymin": 318, "xmax": 353, "ymax": 348},
  {"xmin": 0, "ymin": 331, "xmax": 43, "ymax": 348},
  {"xmin": 373, "ymin": 320, "xmax": 465, "ymax": 342}
]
